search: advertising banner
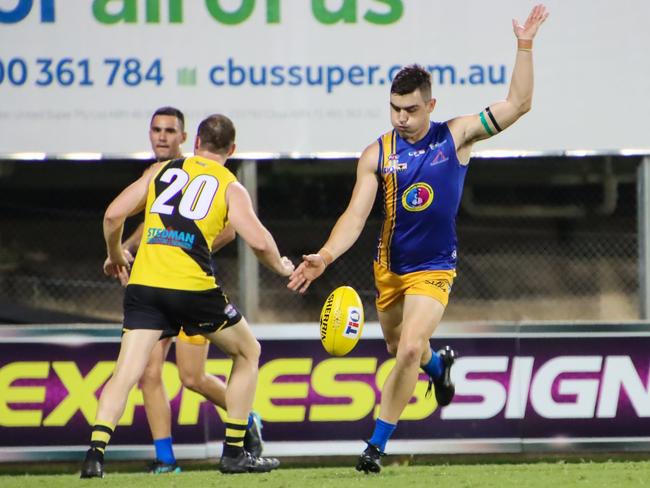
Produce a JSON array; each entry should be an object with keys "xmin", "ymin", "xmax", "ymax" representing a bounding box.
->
[
  {"xmin": 1, "ymin": 323, "xmax": 649, "ymax": 461},
  {"xmin": 1, "ymin": 1, "xmax": 649, "ymax": 155}
]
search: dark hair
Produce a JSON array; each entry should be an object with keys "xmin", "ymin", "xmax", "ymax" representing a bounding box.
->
[
  {"xmin": 197, "ymin": 114, "xmax": 236, "ymax": 155},
  {"xmin": 151, "ymin": 106, "xmax": 185, "ymax": 131},
  {"xmin": 390, "ymin": 64, "xmax": 432, "ymax": 100}
]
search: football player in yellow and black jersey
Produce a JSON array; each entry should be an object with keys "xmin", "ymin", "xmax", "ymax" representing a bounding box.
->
[
  {"xmin": 289, "ymin": 4, "xmax": 548, "ymax": 474},
  {"xmin": 109, "ymin": 107, "xmax": 265, "ymax": 474},
  {"xmin": 81, "ymin": 114, "xmax": 294, "ymax": 478}
]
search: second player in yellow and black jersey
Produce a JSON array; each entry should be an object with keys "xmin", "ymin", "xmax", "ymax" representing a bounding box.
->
[
  {"xmin": 129, "ymin": 155, "xmax": 237, "ymax": 291},
  {"xmin": 85, "ymin": 113, "xmax": 292, "ymax": 477}
]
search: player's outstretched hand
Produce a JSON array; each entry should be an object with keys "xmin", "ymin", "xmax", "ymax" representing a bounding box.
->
[
  {"xmin": 513, "ymin": 4, "xmax": 549, "ymax": 40},
  {"xmin": 287, "ymin": 253, "xmax": 327, "ymax": 294}
]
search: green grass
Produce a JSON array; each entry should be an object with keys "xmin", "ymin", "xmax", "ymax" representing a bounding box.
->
[{"xmin": 2, "ymin": 460, "xmax": 650, "ymax": 488}]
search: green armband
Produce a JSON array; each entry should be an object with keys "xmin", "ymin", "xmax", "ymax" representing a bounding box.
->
[{"xmin": 479, "ymin": 111, "xmax": 494, "ymax": 137}]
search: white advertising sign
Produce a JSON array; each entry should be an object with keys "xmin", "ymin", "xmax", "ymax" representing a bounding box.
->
[{"xmin": 0, "ymin": 0, "xmax": 648, "ymax": 156}]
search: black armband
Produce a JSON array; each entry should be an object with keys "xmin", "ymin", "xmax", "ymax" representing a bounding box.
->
[{"xmin": 485, "ymin": 106, "xmax": 503, "ymax": 133}]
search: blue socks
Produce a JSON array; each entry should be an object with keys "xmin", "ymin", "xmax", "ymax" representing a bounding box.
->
[
  {"xmin": 421, "ymin": 347, "xmax": 443, "ymax": 379},
  {"xmin": 366, "ymin": 350, "xmax": 440, "ymax": 454},
  {"xmin": 369, "ymin": 418, "xmax": 396, "ymax": 452},
  {"xmin": 153, "ymin": 437, "xmax": 176, "ymax": 464}
]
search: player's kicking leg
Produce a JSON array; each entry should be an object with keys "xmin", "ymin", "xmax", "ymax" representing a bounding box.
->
[{"xmin": 422, "ymin": 345, "xmax": 456, "ymax": 407}]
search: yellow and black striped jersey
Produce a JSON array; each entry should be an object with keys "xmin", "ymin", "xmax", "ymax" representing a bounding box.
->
[{"xmin": 129, "ymin": 156, "xmax": 237, "ymax": 291}]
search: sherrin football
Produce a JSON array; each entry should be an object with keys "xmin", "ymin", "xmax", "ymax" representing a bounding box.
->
[{"xmin": 319, "ymin": 285, "xmax": 365, "ymax": 356}]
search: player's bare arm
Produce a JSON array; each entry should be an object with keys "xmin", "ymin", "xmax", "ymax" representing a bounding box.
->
[
  {"xmin": 211, "ymin": 223, "xmax": 236, "ymax": 252},
  {"xmin": 103, "ymin": 163, "xmax": 162, "ymax": 277},
  {"xmin": 119, "ymin": 162, "xmax": 166, "ymax": 258},
  {"xmin": 103, "ymin": 222, "xmax": 142, "ymax": 286},
  {"xmin": 448, "ymin": 4, "xmax": 549, "ymax": 163},
  {"xmin": 121, "ymin": 222, "xmax": 144, "ymax": 256},
  {"xmin": 104, "ymin": 164, "xmax": 154, "ymax": 285},
  {"xmin": 288, "ymin": 141, "xmax": 379, "ymax": 293},
  {"xmin": 226, "ymin": 182, "xmax": 294, "ymax": 277}
]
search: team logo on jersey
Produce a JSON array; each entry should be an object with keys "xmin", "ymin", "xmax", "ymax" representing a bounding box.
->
[
  {"xmin": 382, "ymin": 154, "xmax": 400, "ymax": 175},
  {"xmin": 429, "ymin": 140, "xmax": 449, "ymax": 166},
  {"xmin": 147, "ymin": 227, "xmax": 196, "ymax": 250},
  {"xmin": 430, "ymin": 149, "xmax": 449, "ymax": 166},
  {"xmin": 401, "ymin": 182, "xmax": 434, "ymax": 212},
  {"xmin": 429, "ymin": 139, "xmax": 448, "ymax": 150},
  {"xmin": 224, "ymin": 304, "xmax": 238, "ymax": 319}
]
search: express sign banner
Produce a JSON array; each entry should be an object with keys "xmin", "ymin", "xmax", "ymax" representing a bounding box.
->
[{"xmin": 1, "ymin": 323, "xmax": 649, "ymax": 461}]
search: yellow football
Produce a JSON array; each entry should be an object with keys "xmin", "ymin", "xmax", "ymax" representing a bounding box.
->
[{"xmin": 319, "ymin": 285, "xmax": 364, "ymax": 356}]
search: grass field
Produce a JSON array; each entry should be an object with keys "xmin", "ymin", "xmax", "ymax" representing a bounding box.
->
[{"xmin": 2, "ymin": 460, "xmax": 650, "ymax": 488}]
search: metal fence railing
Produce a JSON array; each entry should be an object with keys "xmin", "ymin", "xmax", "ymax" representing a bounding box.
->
[{"xmin": 0, "ymin": 155, "xmax": 644, "ymax": 324}]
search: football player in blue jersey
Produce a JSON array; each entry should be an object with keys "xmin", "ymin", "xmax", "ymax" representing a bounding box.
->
[{"xmin": 289, "ymin": 4, "xmax": 548, "ymax": 473}]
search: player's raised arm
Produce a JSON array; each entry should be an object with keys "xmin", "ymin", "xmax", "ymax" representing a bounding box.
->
[
  {"xmin": 226, "ymin": 182, "xmax": 294, "ymax": 277},
  {"xmin": 449, "ymin": 4, "xmax": 549, "ymax": 160},
  {"xmin": 288, "ymin": 141, "xmax": 379, "ymax": 293}
]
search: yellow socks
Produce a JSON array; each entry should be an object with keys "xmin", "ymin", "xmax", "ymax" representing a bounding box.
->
[{"xmin": 90, "ymin": 420, "xmax": 115, "ymax": 453}]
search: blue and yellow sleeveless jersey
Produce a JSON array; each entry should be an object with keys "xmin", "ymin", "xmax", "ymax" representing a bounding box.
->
[
  {"xmin": 375, "ymin": 121, "xmax": 468, "ymax": 274},
  {"xmin": 129, "ymin": 156, "xmax": 237, "ymax": 291}
]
